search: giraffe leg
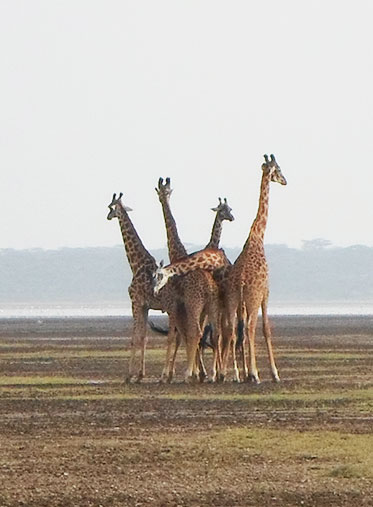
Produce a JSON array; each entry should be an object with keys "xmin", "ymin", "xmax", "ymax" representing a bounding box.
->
[
  {"xmin": 213, "ymin": 330, "xmax": 223, "ymax": 383},
  {"xmin": 238, "ymin": 318, "xmax": 249, "ymax": 382},
  {"xmin": 168, "ymin": 331, "xmax": 181, "ymax": 383},
  {"xmin": 207, "ymin": 300, "xmax": 222, "ymax": 383},
  {"xmin": 160, "ymin": 324, "xmax": 178, "ymax": 383},
  {"xmin": 184, "ymin": 322, "xmax": 203, "ymax": 383},
  {"xmin": 246, "ymin": 310, "xmax": 260, "ymax": 384},
  {"xmin": 219, "ymin": 318, "xmax": 230, "ymax": 382},
  {"xmin": 262, "ymin": 297, "xmax": 280, "ymax": 382},
  {"xmin": 220, "ymin": 292, "xmax": 241, "ymax": 383},
  {"xmin": 209, "ymin": 323, "xmax": 220, "ymax": 383},
  {"xmin": 230, "ymin": 333, "xmax": 240, "ymax": 383},
  {"xmin": 136, "ymin": 309, "xmax": 148, "ymax": 382},
  {"xmin": 220, "ymin": 310, "xmax": 238, "ymax": 382},
  {"xmin": 197, "ymin": 313, "xmax": 209, "ymax": 382},
  {"xmin": 197, "ymin": 347, "xmax": 208, "ymax": 382},
  {"xmin": 127, "ymin": 331, "xmax": 137, "ymax": 383},
  {"xmin": 219, "ymin": 316, "xmax": 231, "ymax": 382},
  {"xmin": 128, "ymin": 304, "xmax": 147, "ymax": 383}
]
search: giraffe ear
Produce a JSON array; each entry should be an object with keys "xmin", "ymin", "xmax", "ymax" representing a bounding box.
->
[{"xmin": 211, "ymin": 206, "xmax": 219, "ymax": 212}]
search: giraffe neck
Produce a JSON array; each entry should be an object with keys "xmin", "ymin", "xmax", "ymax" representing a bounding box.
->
[
  {"xmin": 159, "ymin": 196, "xmax": 187, "ymax": 263},
  {"xmin": 167, "ymin": 248, "xmax": 226, "ymax": 276},
  {"xmin": 156, "ymin": 247, "xmax": 228, "ymax": 293},
  {"xmin": 117, "ymin": 204, "xmax": 156, "ymax": 275},
  {"xmin": 243, "ymin": 171, "xmax": 271, "ymax": 249},
  {"xmin": 205, "ymin": 213, "xmax": 223, "ymax": 249}
]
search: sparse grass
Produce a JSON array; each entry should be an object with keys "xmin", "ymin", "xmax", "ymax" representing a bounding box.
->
[
  {"xmin": 1, "ymin": 321, "xmax": 373, "ymax": 506},
  {"xmin": 157, "ymin": 387, "xmax": 373, "ymax": 402},
  {"xmin": 0, "ymin": 375, "xmax": 90, "ymax": 385},
  {"xmin": 150, "ymin": 426, "xmax": 373, "ymax": 479},
  {"xmin": 279, "ymin": 351, "xmax": 371, "ymax": 360},
  {"xmin": 0, "ymin": 347, "xmax": 168, "ymax": 361},
  {"xmin": 327, "ymin": 464, "xmax": 366, "ymax": 479}
]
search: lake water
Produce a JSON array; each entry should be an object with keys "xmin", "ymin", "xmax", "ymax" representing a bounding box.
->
[{"xmin": 1, "ymin": 301, "xmax": 373, "ymax": 318}]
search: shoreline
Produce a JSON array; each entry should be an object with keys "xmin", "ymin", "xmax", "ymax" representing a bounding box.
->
[{"xmin": 0, "ymin": 314, "xmax": 372, "ymax": 339}]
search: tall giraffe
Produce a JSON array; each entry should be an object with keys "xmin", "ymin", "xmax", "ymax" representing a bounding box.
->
[
  {"xmin": 220, "ymin": 154, "xmax": 287, "ymax": 383},
  {"xmin": 107, "ymin": 192, "xmax": 180, "ymax": 382},
  {"xmin": 155, "ymin": 178, "xmax": 233, "ymax": 382}
]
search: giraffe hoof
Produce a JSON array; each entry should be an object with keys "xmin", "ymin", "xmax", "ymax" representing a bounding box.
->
[
  {"xmin": 272, "ymin": 374, "xmax": 280, "ymax": 383},
  {"xmin": 248, "ymin": 374, "xmax": 261, "ymax": 384}
]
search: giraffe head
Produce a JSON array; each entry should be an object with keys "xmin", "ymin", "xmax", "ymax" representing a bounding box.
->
[
  {"xmin": 107, "ymin": 193, "xmax": 133, "ymax": 220},
  {"xmin": 155, "ymin": 177, "xmax": 172, "ymax": 203},
  {"xmin": 262, "ymin": 154, "xmax": 287, "ymax": 185},
  {"xmin": 211, "ymin": 197, "xmax": 234, "ymax": 222},
  {"xmin": 153, "ymin": 260, "xmax": 172, "ymax": 295}
]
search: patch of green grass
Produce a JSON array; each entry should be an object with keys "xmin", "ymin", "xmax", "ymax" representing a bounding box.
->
[
  {"xmin": 155, "ymin": 426, "xmax": 373, "ymax": 478},
  {"xmin": 0, "ymin": 342, "xmax": 33, "ymax": 348},
  {"xmin": 0, "ymin": 375, "xmax": 91, "ymax": 386},
  {"xmin": 327, "ymin": 464, "xmax": 365, "ymax": 479},
  {"xmin": 280, "ymin": 351, "xmax": 370, "ymax": 360},
  {"xmin": 0, "ymin": 347, "xmax": 168, "ymax": 361},
  {"xmin": 156, "ymin": 386, "xmax": 373, "ymax": 403},
  {"xmin": 4, "ymin": 384, "xmax": 370, "ymax": 409}
]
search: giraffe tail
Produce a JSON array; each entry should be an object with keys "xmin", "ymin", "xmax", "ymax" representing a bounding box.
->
[
  {"xmin": 235, "ymin": 319, "xmax": 245, "ymax": 349},
  {"xmin": 148, "ymin": 320, "xmax": 169, "ymax": 335},
  {"xmin": 200, "ymin": 324, "xmax": 213, "ymax": 349}
]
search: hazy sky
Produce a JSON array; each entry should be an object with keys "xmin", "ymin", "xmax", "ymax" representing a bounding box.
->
[{"xmin": 1, "ymin": 0, "xmax": 373, "ymax": 251}]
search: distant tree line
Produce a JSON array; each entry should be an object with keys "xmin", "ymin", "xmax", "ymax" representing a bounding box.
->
[{"xmin": 0, "ymin": 241, "xmax": 372, "ymax": 304}]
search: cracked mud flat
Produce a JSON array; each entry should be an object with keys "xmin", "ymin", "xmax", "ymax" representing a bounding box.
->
[{"xmin": 0, "ymin": 315, "xmax": 372, "ymax": 506}]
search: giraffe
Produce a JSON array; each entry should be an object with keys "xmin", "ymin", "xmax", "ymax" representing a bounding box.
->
[
  {"xmin": 107, "ymin": 192, "xmax": 180, "ymax": 382},
  {"xmin": 155, "ymin": 177, "xmax": 233, "ymax": 382},
  {"xmin": 154, "ymin": 176, "xmax": 187, "ymax": 381},
  {"xmin": 153, "ymin": 192, "xmax": 240, "ymax": 381},
  {"xmin": 206, "ymin": 197, "xmax": 234, "ymax": 249},
  {"xmin": 220, "ymin": 154, "xmax": 287, "ymax": 383}
]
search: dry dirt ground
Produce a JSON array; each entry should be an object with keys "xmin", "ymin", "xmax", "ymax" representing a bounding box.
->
[{"xmin": 0, "ymin": 315, "xmax": 372, "ymax": 507}]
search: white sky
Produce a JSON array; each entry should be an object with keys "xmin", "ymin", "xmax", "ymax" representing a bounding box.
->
[{"xmin": 1, "ymin": 0, "xmax": 373, "ymax": 251}]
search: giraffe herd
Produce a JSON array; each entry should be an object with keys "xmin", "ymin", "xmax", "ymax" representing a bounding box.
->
[{"xmin": 107, "ymin": 154, "xmax": 287, "ymax": 384}]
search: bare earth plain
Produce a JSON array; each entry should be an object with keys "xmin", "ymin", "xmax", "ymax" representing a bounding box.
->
[{"xmin": 0, "ymin": 315, "xmax": 372, "ymax": 507}]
